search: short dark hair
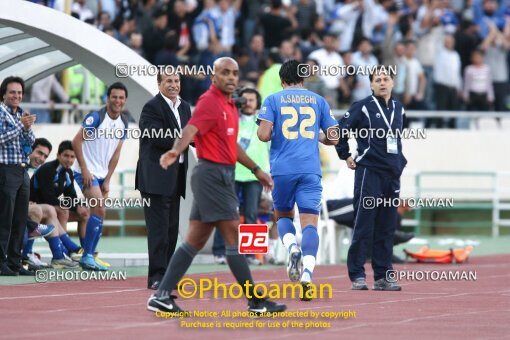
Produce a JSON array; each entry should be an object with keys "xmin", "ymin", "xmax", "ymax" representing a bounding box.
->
[
  {"xmin": 270, "ymin": 0, "xmax": 283, "ymax": 9},
  {"xmin": 279, "ymin": 59, "xmax": 304, "ymax": 85},
  {"xmin": 323, "ymin": 32, "xmax": 337, "ymax": 40},
  {"xmin": 33, "ymin": 138, "xmax": 52, "ymax": 153},
  {"xmin": 369, "ymin": 65, "xmax": 395, "ymax": 82},
  {"xmin": 402, "ymin": 39, "xmax": 416, "ymax": 47},
  {"xmin": 0, "ymin": 76, "xmax": 25, "ymax": 100},
  {"xmin": 471, "ymin": 47, "xmax": 485, "ymax": 57},
  {"xmin": 239, "ymin": 87, "xmax": 262, "ymax": 109},
  {"xmin": 357, "ymin": 37, "xmax": 371, "ymax": 47},
  {"xmin": 157, "ymin": 68, "xmax": 180, "ymax": 83},
  {"xmin": 152, "ymin": 5, "xmax": 167, "ymax": 19},
  {"xmin": 163, "ymin": 30, "xmax": 178, "ymax": 51},
  {"xmin": 107, "ymin": 82, "xmax": 128, "ymax": 98},
  {"xmin": 57, "ymin": 140, "xmax": 73, "ymax": 155},
  {"xmin": 267, "ymin": 48, "xmax": 282, "ymax": 64}
]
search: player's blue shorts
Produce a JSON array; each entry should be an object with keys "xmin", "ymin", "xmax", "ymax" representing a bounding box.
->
[
  {"xmin": 272, "ymin": 174, "xmax": 322, "ymax": 215},
  {"xmin": 73, "ymin": 171, "xmax": 105, "ymax": 192}
]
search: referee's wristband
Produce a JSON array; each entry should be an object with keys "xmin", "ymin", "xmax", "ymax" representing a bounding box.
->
[{"xmin": 251, "ymin": 165, "xmax": 261, "ymax": 174}]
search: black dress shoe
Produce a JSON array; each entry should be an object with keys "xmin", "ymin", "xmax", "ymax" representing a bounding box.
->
[
  {"xmin": 394, "ymin": 230, "xmax": 415, "ymax": 246},
  {"xmin": 149, "ymin": 281, "xmax": 160, "ymax": 290},
  {"xmin": 18, "ymin": 267, "xmax": 35, "ymax": 276},
  {"xmin": 0, "ymin": 264, "xmax": 18, "ymax": 276}
]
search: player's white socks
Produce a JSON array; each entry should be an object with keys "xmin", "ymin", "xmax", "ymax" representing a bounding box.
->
[
  {"xmin": 301, "ymin": 255, "xmax": 316, "ymax": 283},
  {"xmin": 268, "ymin": 239, "xmax": 279, "ymax": 259},
  {"xmin": 282, "ymin": 233, "xmax": 299, "ymax": 254},
  {"xmin": 277, "ymin": 217, "xmax": 299, "ymax": 254}
]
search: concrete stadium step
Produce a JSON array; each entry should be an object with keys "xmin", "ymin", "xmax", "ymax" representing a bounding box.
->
[{"xmin": 35, "ymin": 253, "xmax": 217, "ymax": 267}]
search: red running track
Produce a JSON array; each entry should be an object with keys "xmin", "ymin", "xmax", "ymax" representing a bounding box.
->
[{"xmin": 0, "ymin": 254, "xmax": 509, "ymax": 339}]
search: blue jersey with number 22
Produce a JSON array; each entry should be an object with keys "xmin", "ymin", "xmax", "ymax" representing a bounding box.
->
[{"xmin": 258, "ymin": 87, "xmax": 338, "ymax": 176}]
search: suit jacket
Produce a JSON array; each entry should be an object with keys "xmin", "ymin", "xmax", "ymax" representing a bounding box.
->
[{"xmin": 135, "ymin": 93, "xmax": 191, "ymax": 198}]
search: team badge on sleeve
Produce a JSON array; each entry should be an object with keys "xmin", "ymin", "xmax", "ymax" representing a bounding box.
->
[{"xmin": 85, "ymin": 116, "xmax": 95, "ymax": 126}]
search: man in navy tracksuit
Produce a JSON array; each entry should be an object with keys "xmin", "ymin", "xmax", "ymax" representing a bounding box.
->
[{"xmin": 335, "ymin": 65, "xmax": 407, "ymax": 291}]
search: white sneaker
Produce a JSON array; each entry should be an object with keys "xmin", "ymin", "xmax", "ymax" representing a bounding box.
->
[
  {"xmin": 287, "ymin": 249, "xmax": 302, "ymax": 282},
  {"xmin": 214, "ymin": 255, "xmax": 226, "ymax": 264},
  {"xmin": 23, "ymin": 253, "xmax": 50, "ymax": 269},
  {"xmin": 246, "ymin": 257, "xmax": 262, "ymax": 265},
  {"xmin": 51, "ymin": 256, "xmax": 79, "ymax": 269}
]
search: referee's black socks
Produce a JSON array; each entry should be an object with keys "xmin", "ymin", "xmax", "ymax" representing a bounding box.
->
[
  {"xmin": 156, "ymin": 242, "xmax": 198, "ymax": 298},
  {"xmin": 225, "ymin": 245, "xmax": 257, "ymax": 299}
]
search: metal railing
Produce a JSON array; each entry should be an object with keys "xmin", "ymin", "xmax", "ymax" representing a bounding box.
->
[
  {"xmin": 409, "ymin": 171, "xmax": 510, "ymax": 236},
  {"xmin": 20, "ymin": 102, "xmax": 510, "ymax": 125},
  {"xmin": 103, "ymin": 169, "xmax": 510, "ymax": 237},
  {"xmin": 102, "ymin": 169, "xmax": 145, "ymax": 236}
]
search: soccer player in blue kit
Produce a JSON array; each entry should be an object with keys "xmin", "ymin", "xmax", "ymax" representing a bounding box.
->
[{"xmin": 257, "ymin": 60, "xmax": 339, "ymax": 300}]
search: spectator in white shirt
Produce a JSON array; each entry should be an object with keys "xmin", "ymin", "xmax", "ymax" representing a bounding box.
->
[
  {"xmin": 308, "ymin": 33, "xmax": 344, "ymax": 109},
  {"xmin": 210, "ymin": 0, "xmax": 242, "ymax": 53},
  {"xmin": 71, "ymin": 0, "xmax": 94, "ymax": 22},
  {"xmin": 351, "ymin": 38, "xmax": 378, "ymax": 102},
  {"xmin": 432, "ymin": 34, "xmax": 462, "ymax": 128},
  {"xmin": 480, "ymin": 20, "xmax": 510, "ymax": 112},
  {"xmin": 381, "ymin": 12, "xmax": 407, "ymax": 101},
  {"xmin": 30, "ymin": 74, "xmax": 70, "ymax": 123},
  {"xmin": 414, "ymin": 0, "xmax": 447, "ymax": 110},
  {"xmin": 403, "ymin": 40, "xmax": 427, "ymax": 110},
  {"xmin": 403, "ymin": 39, "xmax": 428, "ymax": 127},
  {"xmin": 329, "ymin": 0, "xmax": 377, "ymax": 52},
  {"xmin": 463, "ymin": 48, "xmax": 494, "ymax": 111}
]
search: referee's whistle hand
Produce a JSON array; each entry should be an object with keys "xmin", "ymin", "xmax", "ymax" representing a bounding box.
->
[
  {"xmin": 160, "ymin": 150, "xmax": 178, "ymax": 169},
  {"xmin": 346, "ymin": 157, "xmax": 356, "ymax": 170}
]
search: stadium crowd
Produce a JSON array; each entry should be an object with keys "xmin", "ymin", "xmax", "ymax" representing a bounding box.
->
[{"xmin": 30, "ymin": 0, "xmax": 510, "ymax": 128}]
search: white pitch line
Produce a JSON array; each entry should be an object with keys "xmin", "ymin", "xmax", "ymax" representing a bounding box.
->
[{"xmin": 0, "ymin": 288, "xmax": 145, "ymax": 301}]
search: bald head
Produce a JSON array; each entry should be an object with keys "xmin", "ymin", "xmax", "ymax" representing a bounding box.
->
[
  {"xmin": 212, "ymin": 57, "xmax": 239, "ymax": 97},
  {"xmin": 213, "ymin": 57, "xmax": 238, "ymax": 72}
]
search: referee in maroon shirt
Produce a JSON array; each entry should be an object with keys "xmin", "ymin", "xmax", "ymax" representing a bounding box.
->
[{"xmin": 146, "ymin": 57, "xmax": 287, "ymax": 315}]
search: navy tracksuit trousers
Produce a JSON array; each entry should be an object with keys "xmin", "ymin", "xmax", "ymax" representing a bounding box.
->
[{"xmin": 347, "ymin": 166, "xmax": 400, "ymax": 281}]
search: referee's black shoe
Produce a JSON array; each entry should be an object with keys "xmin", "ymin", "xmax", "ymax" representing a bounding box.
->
[
  {"xmin": 248, "ymin": 297, "xmax": 287, "ymax": 317},
  {"xmin": 147, "ymin": 294, "xmax": 184, "ymax": 314}
]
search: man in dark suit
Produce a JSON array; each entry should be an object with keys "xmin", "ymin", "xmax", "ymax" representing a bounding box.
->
[{"xmin": 135, "ymin": 72, "xmax": 191, "ymax": 290}]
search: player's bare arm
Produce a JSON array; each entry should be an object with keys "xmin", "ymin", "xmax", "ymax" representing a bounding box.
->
[
  {"xmin": 237, "ymin": 144, "xmax": 273, "ymax": 191},
  {"xmin": 319, "ymin": 127, "xmax": 340, "ymax": 146},
  {"xmin": 160, "ymin": 124, "xmax": 198, "ymax": 169},
  {"xmin": 72, "ymin": 128, "xmax": 92, "ymax": 188},
  {"xmin": 257, "ymin": 120, "xmax": 273, "ymax": 142}
]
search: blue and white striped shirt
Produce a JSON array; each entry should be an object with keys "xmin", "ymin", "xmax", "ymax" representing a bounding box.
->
[{"xmin": 0, "ymin": 102, "xmax": 35, "ymax": 165}]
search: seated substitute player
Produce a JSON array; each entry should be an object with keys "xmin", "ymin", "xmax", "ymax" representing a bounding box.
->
[
  {"xmin": 72, "ymin": 82, "xmax": 129, "ymax": 271},
  {"xmin": 148, "ymin": 57, "xmax": 286, "ymax": 316},
  {"xmin": 31, "ymin": 141, "xmax": 89, "ymax": 249},
  {"xmin": 257, "ymin": 59, "xmax": 339, "ymax": 300},
  {"xmin": 23, "ymin": 138, "xmax": 78, "ymax": 269},
  {"xmin": 51, "ymin": 141, "xmax": 88, "ymax": 249},
  {"xmin": 30, "ymin": 140, "xmax": 89, "ymax": 260},
  {"xmin": 22, "ymin": 138, "xmax": 55, "ymax": 269}
]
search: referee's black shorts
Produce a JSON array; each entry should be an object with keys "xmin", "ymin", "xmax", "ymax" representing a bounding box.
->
[{"xmin": 189, "ymin": 159, "xmax": 239, "ymax": 223}]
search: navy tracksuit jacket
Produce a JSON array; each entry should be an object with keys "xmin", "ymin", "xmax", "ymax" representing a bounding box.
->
[{"xmin": 336, "ymin": 94, "xmax": 407, "ymax": 281}]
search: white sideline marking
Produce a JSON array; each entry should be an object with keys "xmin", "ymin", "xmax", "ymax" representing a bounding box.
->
[{"xmin": 0, "ymin": 288, "xmax": 144, "ymax": 301}]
